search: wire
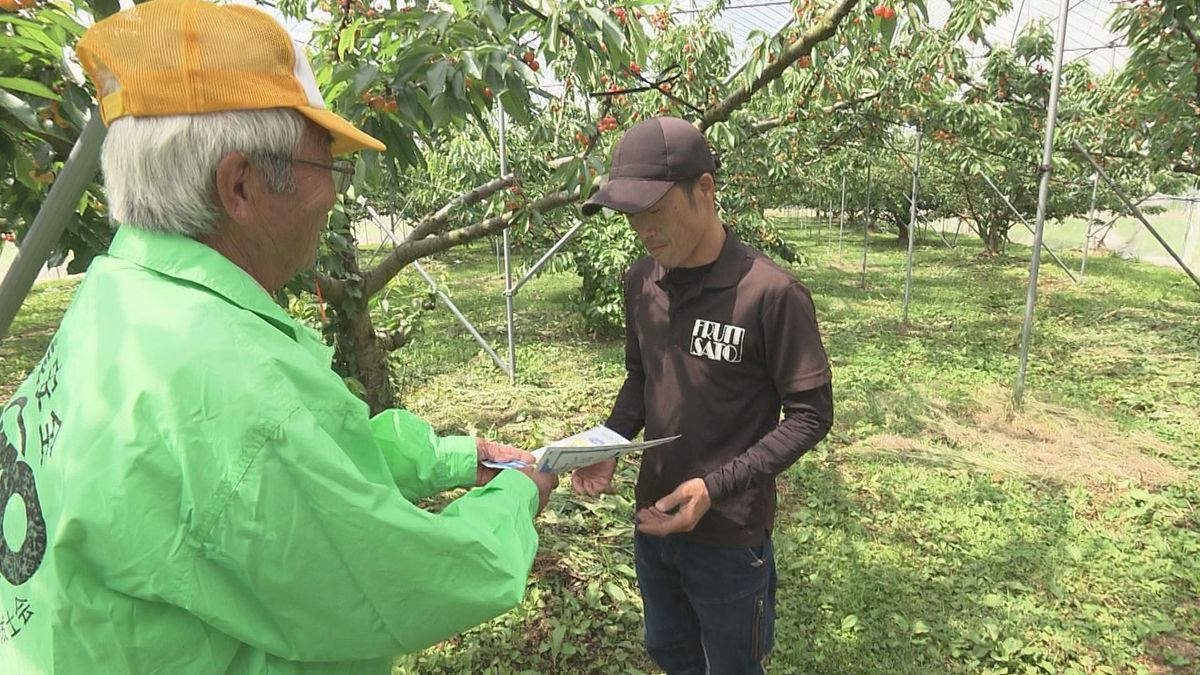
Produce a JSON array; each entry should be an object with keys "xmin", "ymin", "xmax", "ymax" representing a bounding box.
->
[
  {"xmin": 672, "ymin": 1, "xmax": 792, "ymax": 15},
  {"xmin": 1010, "ymin": 0, "xmax": 1029, "ymax": 44}
]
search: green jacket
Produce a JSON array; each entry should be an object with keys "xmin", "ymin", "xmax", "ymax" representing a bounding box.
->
[{"xmin": 0, "ymin": 226, "xmax": 539, "ymax": 673}]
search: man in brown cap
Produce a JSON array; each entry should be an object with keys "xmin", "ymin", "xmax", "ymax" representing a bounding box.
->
[{"xmin": 573, "ymin": 117, "xmax": 834, "ymax": 674}]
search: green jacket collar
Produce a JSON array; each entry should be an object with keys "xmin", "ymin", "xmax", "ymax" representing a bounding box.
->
[{"xmin": 106, "ymin": 226, "xmax": 330, "ymax": 362}]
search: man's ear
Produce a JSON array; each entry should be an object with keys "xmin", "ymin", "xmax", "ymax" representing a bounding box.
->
[
  {"xmin": 697, "ymin": 172, "xmax": 717, "ymax": 204},
  {"xmin": 215, "ymin": 152, "xmax": 256, "ymax": 224}
]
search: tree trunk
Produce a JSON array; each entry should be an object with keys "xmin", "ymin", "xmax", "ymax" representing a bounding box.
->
[
  {"xmin": 332, "ymin": 299, "xmax": 396, "ymax": 415},
  {"xmin": 984, "ymin": 226, "xmax": 1004, "ymax": 256},
  {"xmin": 896, "ymin": 220, "xmax": 909, "ymax": 243},
  {"xmin": 324, "ymin": 235, "xmax": 397, "ymax": 415}
]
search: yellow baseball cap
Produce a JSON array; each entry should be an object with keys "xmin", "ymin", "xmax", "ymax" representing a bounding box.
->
[{"xmin": 76, "ymin": 0, "xmax": 385, "ymax": 156}]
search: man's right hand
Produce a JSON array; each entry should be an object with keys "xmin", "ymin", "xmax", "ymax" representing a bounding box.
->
[
  {"xmin": 519, "ymin": 468, "xmax": 559, "ymax": 515},
  {"xmin": 571, "ymin": 457, "xmax": 616, "ymax": 496}
]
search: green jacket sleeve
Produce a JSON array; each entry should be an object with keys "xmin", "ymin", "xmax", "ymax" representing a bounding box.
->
[
  {"xmin": 182, "ymin": 405, "xmax": 541, "ymax": 662},
  {"xmin": 370, "ymin": 408, "xmax": 477, "ymax": 500}
]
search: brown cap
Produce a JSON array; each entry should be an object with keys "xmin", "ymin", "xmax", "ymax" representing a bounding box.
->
[{"xmin": 582, "ymin": 117, "xmax": 716, "ymax": 216}]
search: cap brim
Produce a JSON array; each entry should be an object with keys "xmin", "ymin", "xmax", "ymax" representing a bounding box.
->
[
  {"xmin": 581, "ymin": 178, "xmax": 674, "ymax": 217},
  {"xmin": 297, "ymin": 106, "xmax": 386, "ymax": 156}
]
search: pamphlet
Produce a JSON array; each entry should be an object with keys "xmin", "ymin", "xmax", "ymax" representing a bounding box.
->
[{"xmin": 481, "ymin": 425, "xmax": 681, "ymax": 474}]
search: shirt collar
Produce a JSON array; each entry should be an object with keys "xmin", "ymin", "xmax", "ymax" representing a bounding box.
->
[
  {"xmin": 651, "ymin": 226, "xmax": 745, "ymax": 290},
  {"xmin": 106, "ymin": 226, "xmax": 331, "ymax": 362},
  {"xmin": 703, "ymin": 227, "xmax": 747, "ymax": 289}
]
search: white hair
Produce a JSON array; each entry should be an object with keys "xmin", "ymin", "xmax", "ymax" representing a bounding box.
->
[{"xmin": 100, "ymin": 109, "xmax": 305, "ymax": 237}]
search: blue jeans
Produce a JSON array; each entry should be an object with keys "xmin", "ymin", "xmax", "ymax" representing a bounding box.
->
[{"xmin": 634, "ymin": 532, "xmax": 776, "ymax": 675}]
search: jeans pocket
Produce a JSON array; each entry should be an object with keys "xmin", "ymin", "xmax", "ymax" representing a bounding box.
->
[
  {"xmin": 745, "ymin": 542, "xmax": 766, "ymax": 568},
  {"xmin": 751, "ymin": 593, "xmax": 766, "ymax": 662}
]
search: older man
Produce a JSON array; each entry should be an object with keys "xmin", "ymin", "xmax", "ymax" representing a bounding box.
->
[{"xmin": 0, "ymin": 0, "xmax": 555, "ymax": 672}]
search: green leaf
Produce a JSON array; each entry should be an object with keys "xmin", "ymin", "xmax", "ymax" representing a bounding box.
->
[
  {"xmin": 0, "ymin": 90, "xmax": 43, "ymax": 133},
  {"xmin": 13, "ymin": 148, "xmax": 37, "ymax": 189},
  {"xmin": 89, "ymin": 0, "xmax": 121, "ymax": 19},
  {"xmin": 427, "ymin": 60, "xmax": 450, "ymax": 99},
  {"xmin": 41, "ymin": 8, "xmax": 87, "ymax": 36},
  {"xmin": 451, "ymin": 70, "xmax": 466, "ymax": 100},
  {"xmin": 0, "ymin": 77, "xmax": 61, "ymax": 101},
  {"xmin": 432, "ymin": 10, "xmax": 453, "ymax": 34},
  {"xmin": 600, "ymin": 18, "xmax": 626, "ymax": 54},
  {"xmin": 417, "ymin": 10, "xmax": 439, "ymax": 31},
  {"xmin": 880, "ymin": 14, "xmax": 898, "ymax": 48},
  {"xmin": 337, "ymin": 18, "xmax": 362, "ymax": 61},
  {"xmin": 352, "ymin": 64, "xmax": 379, "ymax": 96},
  {"xmin": 60, "ymin": 85, "xmax": 91, "ymax": 129},
  {"xmin": 546, "ymin": 12, "xmax": 561, "ymax": 60},
  {"xmin": 481, "ymin": 6, "xmax": 506, "ymax": 34},
  {"xmin": 16, "ymin": 23, "xmax": 66, "ymax": 56},
  {"xmin": 908, "ymin": 0, "xmax": 930, "ymax": 23},
  {"xmin": 841, "ymin": 614, "xmax": 859, "ymax": 631},
  {"xmin": 460, "ymin": 51, "xmax": 484, "ymax": 79},
  {"xmin": 342, "ymin": 376, "xmax": 368, "ymax": 401},
  {"xmin": 550, "ymin": 623, "xmax": 565, "ymax": 656}
]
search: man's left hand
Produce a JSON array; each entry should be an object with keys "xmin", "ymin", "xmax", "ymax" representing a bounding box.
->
[
  {"xmin": 636, "ymin": 478, "xmax": 711, "ymax": 536},
  {"xmin": 476, "ymin": 439, "xmax": 537, "ymax": 486}
]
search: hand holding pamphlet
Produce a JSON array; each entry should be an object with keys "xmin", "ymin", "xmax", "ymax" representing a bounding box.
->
[{"xmin": 482, "ymin": 425, "xmax": 680, "ymax": 474}]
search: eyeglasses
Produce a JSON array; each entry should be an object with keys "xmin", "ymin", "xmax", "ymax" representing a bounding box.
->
[{"xmin": 258, "ymin": 154, "xmax": 356, "ymax": 192}]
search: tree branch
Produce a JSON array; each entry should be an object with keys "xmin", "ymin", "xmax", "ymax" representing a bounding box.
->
[
  {"xmin": 1177, "ymin": 15, "xmax": 1200, "ymax": 51},
  {"xmin": 362, "ymin": 185, "xmax": 587, "ymax": 296},
  {"xmin": 403, "ymin": 174, "xmax": 517, "ymax": 244},
  {"xmin": 314, "ymin": 272, "xmax": 347, "ymax": 305},
  {"xmin": 357, "ymin": 174, "xmax": 517, "ymax": 297},
  {"xmin": 748, "ymin": 90, "xmax": 881, "ymax": 136},
  {"xmin": 1179, "ymin": 18, "xmax": 1200, "ymax": 107},
  {"xmin": 697, "ymin": 0, "xmax": 860, "ymax": 132},
  {"xmin": 377, "ymin": 327, "xmax": 409, "ymax": 352}
]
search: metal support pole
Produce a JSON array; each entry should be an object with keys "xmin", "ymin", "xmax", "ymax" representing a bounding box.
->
[
  {"xmin": 1080, "ymin": 172, "xmax": 1099, "ymax": 278},
  {"xmin": 1014, "ymin": 0, "xmax": 1071, "ymax": 407},
  {"xmin": 932, "ymin": 220, "xmax": 954, "ymax": 249},
  {"xmin": 978, "ymin": 170, "xmax": 1078, "ymax": 282},
  {"xmin": 861, "ymin": 165, "xmax": 872, "ymax": 287},
  {"xmin": 499, "ymin": 109, "xmax": 516, "ymax": 383},
  {"xmin": 413, "ymin": 262, "xmax": 513, "ymax": 374},
  {"xmin": 1184, "ymin": 193, "xmax": 1198, "ymax": 266},
  {"xmin": 0, "ymin": 114, "xmax": 106, "ymax": 342},
  {"xmin": 363, "ymin": 205, "xmax": 512, "ymax": 376},
  {"xmin": 837, "ymin": 172, "xmax": 847, "ymax": 254},
  {"xmin": 902, "ymin": 132, "xmax": 922, "ymax": 325},
  {"xmin": 903, "ymin": 192, "xmax": 951, "ymax": 249},
  {"xmin": 1091, "ymin": 195, "xmax": 1151, "ymax": 249},
  {"xmin": 508, "ymin": 220, "xmax": 585, "ymax": 295},
  {"xmin": 1074, "ymin": 141, "xmax": 1200, "ymax": 290}
]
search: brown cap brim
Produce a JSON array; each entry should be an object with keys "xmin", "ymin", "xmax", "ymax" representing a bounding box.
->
[{"xmin": 581, "ymin": 177, "xmax": 674, "ymax": 217}]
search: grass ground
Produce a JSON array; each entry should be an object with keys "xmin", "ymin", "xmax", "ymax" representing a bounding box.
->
[{"xmin": 3, "ymin": 222, "xmax": 1197, "ymax": 674}]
